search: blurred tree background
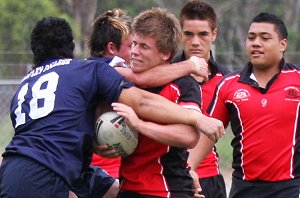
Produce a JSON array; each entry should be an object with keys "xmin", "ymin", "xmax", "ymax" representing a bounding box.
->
[
  {"xmin": 1, "ymin": 0, "xmax": 300, "ymax": 190},
  {"xmin": 1, "ymin": 0, "xmax": 300, "ymax": 73}
]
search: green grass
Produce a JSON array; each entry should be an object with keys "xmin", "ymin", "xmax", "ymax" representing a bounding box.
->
[{"xmin": 215, "ymin": 127, "xmax": 234, "ymax": 169}]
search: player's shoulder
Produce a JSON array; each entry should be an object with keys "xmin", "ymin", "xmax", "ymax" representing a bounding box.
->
[
  {"xmin": 218, "ymin": 64, "xmax": 231, "ymax": 75},
  {"xmin": 171, "ymin": 76, "xmax": 200, "ymax": 94},
  {"xmin": 173, "ymin": 75, "xmax": 198, "ymax": 86},
  {"xmin": 214, "ymin": 70, "xmax": 240, "ymax": 89},
  {"xmin": 283, "ymin": 62, "xmax": 300, "ymax": 71}
]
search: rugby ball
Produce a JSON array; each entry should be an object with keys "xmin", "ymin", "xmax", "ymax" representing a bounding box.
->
[{"xmin": 95, "ymin": 111, "xmax": 138, "ymax": 157}]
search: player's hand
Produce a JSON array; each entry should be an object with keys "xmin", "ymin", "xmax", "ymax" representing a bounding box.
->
[
  {"xmin": 112, "ymin": 102, "xmax": 141, "ymax": 132},
  {"xmin": 94, "ymin": 144, "xmax": 120, "ymax": 158},
  {"xmin": 189, "ymin": 56, "xmax": 208, "ymax": 82},
  {"xmin": 196, "ymin": 113, "xmax": 225, "ymax": 142},
  {"xmin": 190, "ymin": 169, "xmax": 205, "ymax": 198}
]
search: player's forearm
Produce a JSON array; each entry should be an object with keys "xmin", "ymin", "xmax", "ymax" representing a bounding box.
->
[
  {"xmin": 115, "ymin": 60, "xmax": 195, "ymax": 88},
  {"xmin": 188, "ymin": 134, "xmax": 215, "ymax": 170},
  {"xmin": 135, "ymin": 121, "xmax": 199, "ymax": 148},
  {"xmin": 134, "ymin": 60, "xmax": 195, "ymax": 88},
  {"xmin": 118, "ymin": 87, "xmax": 199, "ymax": 127}
]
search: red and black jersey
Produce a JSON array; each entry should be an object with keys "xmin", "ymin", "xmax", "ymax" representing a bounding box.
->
[
  {"xmin": 120, "ymin": 75, "xmax": 201, "ymax": 197},
  {"xmin": 173, "ymin": 52, "xmax": 230, "ymax": 178},
  {"xmin": 207, "ymin": 59, "xmax": 300, "ymax": 181}
]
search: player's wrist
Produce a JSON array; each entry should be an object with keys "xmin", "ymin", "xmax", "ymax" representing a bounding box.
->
[
  {"xmin": 188, "ymin": 110, "xmax": 203, "ymax": 129},
  {"xmin": 189, "ymin": 56, "xmax": 201, "ymax": 74}
]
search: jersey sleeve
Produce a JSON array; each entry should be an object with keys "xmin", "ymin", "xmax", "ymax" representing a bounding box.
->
[
  {"xmin": 94, "ymin": 61, "xmax": 134, "ymax": 103},
  {"xmin": 206, "ymin": 79, "xmax": 230, "ymax": 128},
  {"xmin": 174, "ymin": 76, "xmax": 201, "ymax": 112}
]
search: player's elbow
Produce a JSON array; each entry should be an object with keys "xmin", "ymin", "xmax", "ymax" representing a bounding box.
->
[
  {"xmin": 179, "ymin": 130, "xmax": 199, "ymax": 149},
  {"xmin": 186, "ymin": 132, "xmax": 200, "ymax": 149}
]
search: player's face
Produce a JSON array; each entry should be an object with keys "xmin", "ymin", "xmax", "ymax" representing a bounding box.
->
[
  {"xmin": 246, "ymin": 22, "xmax": 287, "ymax": 70},
  {"xmin": 116, "ymin": 35, "xmax": 133, "ymax": 65},
  {"xmin": 181, "ymin": 19, "xmax": 217, "ymax": 62},
  {"xmin": 130, "ymin": 34, "xmax": 170, "ymax": 73}
]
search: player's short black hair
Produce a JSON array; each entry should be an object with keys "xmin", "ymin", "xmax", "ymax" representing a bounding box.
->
[
  {"xmin": 31, "ymin": 16, "xmax": 75, "ymax": 67},
  {"xmin": 180, "ymin": 0, "xmax": 217, "ymax": 30},
  {"xmin": 252, "ymin": 12, "xmax": 288, "ymax": 40}
]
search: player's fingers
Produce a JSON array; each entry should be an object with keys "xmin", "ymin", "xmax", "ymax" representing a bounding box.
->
[
  {"xmin": 202, "ymin": 74, "xmax": 208, "ymax": 82},
  {"xmin": 218, "ymin": 125, "xmax": 225, "ymax": 138},
  {"xmin": 207, "ymin": 134, "xmax": 216, "ymax": 142},
  {"xmin": 97, "ymin": 144, "xmax": 110, "ymax": 150}
]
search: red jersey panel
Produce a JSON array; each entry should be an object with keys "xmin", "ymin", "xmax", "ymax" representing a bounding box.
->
[
  {"xmin": 207, "ymin": 60, "xmax": 300, "ymax": 181},
  {"xmin": 91, "ymin": 154, "xmax": 120, "ymax": 178},
  {"xmin": 120, "ymin": 76, "xmax": 201, "ymax": 197}
]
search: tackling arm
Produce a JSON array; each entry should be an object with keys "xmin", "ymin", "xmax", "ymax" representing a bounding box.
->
[{"xmin": 115, "ymin": 56, "xmax": 208, "ymax": 88}]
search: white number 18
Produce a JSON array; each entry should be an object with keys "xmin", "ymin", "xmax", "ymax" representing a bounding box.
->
[{"xmin": 14, "ymin": 72, "xmax": 59, "ymax": 128}]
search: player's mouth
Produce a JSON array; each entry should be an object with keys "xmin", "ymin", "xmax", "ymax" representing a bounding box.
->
[
  {"xmin": 190, "ymin": 49, "xmax": 203, "ymax": 55},
  {"xmin": 250, "ymin": 50, "xmax": 263, "ymax": 58},
  {"xmin": 131, "ymin": 58, "xmax": 142, "ymax": 64}
]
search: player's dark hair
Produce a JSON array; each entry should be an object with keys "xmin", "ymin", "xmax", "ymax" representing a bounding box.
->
[
  {"xmin": 31, "ymin": 17, "xmax": 74, "ymax": 67},
  {"xmin": 252, "ymin": 12, "xmax": 288, "ymax": 40},
  {"xmin": 88, "ymin": 8, "xmax": 132, "ymax": 57},
  {"xmin": 180, "ymin": 0, "xmax": 217, "ymax": 30}
]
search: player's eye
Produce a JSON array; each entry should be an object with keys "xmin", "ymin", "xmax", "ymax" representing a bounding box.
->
[
  {"xmin": 184, "ymin": 32, "xmax": 193, "ymax": 37},
  {"xmin": 199, "ymin": 32, "xmax": 209, "ymax": 36}
]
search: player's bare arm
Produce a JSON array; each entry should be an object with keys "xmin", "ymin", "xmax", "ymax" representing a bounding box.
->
[
  {"xmin": 113, "ymin": 88, "xmax": 225, "ymax": 142},
  {"xmin": 115, "ymin": 56, "xmax": 208, "ymax": 88},
  {"xmin": 110, "ymin": 102, "xmax": 199, "ymax": 148},
  {"xmin": 188, "ymin": 110, "xmax": 225, "ymax": 142},
  {"xmin": 188, "ymin": 134, "xmax": 215, "ymax": 170}
]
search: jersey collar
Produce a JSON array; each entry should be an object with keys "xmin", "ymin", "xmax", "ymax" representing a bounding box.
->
[{"xmin": 238, "ymin": 58, "xmax": 285, "ymax": 92}]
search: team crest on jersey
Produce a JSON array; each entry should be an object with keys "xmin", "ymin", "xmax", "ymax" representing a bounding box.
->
[
  {"xmin": 233, "ymin": 89, "xmax": 250, "ymax": 102},
  {"xmin": 284, "ymin": 86, "xmax": 300, "ymax": 101}
]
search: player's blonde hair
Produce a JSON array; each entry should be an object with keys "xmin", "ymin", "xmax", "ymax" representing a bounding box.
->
[{"xmin": 132, "ymin": 7, "xmax": 181, "ymax": 61}]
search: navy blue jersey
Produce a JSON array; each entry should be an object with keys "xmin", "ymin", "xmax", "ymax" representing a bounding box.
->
[{"xmin": 5, "ymin": 58, "xmax": 133, "ymax": 186}]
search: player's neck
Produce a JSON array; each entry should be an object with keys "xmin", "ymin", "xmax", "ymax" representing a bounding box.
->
[{"xmin": 252, "ymin": 64, "xmax": 280, "ymax": 88}]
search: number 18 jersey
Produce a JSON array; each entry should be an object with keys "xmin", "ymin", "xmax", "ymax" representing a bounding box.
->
[{"xmin": 5, "ymin": 58, "xmax": 133, "ymax": 186}]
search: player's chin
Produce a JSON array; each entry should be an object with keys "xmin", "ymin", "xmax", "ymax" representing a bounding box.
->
[
  {"xmin": 130, "ymin": 65, "xmax": 144, "ymax": 73},
  {"xmin": 249, "ymin": 58, "xmax": 265, "ymax": 67},
  {"xmin": 187, "ymin": 53, "xmax": 201, "ymax": 60}
]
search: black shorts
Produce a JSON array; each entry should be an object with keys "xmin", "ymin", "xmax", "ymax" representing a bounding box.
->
[
  {"xmin": 229, "ymin": 176, "xmax": 300, "ymax": 198},
  {"xmin": 199, "ymin": 174, "xmax": 227, "ymax": 198}
]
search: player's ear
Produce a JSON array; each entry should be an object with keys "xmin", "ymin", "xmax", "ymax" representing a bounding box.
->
[
  {"xmin": 280, "ymin": 38, "xmax": 287, "ymax": 53},
  {"xmin": 107, "ymin": 42, "xmax": 116, "ymax": 55},
  {"xmin": 212, "ymin": 28, "xmax": 218, "ymax": 42},
  {"xmin": 161, "ymin": 51, "xmax": 171, "ymax": 61}
]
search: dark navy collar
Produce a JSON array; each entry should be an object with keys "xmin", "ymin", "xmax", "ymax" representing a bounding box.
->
[{"xmin": 238, "ymin": 59, "xmax": 286, "ymax": 93}]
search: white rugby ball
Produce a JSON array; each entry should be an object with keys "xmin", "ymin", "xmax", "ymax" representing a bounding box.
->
[{"xmin": 95, "ymin": 111, "xmax": 138, "ymax": 157}]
